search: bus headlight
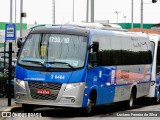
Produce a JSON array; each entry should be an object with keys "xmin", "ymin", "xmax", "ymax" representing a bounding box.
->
[
  {"xmin": 65, "ymin": 82, "xmax": 83, "ymax": 91},
  {"xmin": 16, "ymin": 79, "xmax": 25, "ymax": 88}
]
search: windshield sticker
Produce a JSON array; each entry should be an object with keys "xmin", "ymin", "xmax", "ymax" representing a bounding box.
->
[
  {"xmin": 49, "ymin": 37, "xmax": 69, "ymax": 44},
  {"xmin": 40, "ymin": 45, "xmax": 47, "ymax": 58},
  {"xmin": 22, "ymin": 49, "xmax": 29, "ymax": 56}
]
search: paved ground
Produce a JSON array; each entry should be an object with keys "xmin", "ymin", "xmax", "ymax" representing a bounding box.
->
[
  {"xmin": 0, "ymin": 98, "xmax": 22, "ymax": 120},
  {"xmin": 3, "ymin": 102, "xmax": 160, "ymax": 120},
  {"xmin": 1, "ymin": 98, "xmax": 160, "ymax": 120}
]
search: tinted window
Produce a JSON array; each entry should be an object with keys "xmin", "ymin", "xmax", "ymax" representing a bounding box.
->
[
  {"xmin": 90, "ymin": 35, "xmax": 152, "ymax": 66},
  {"xmin": 121, "ymin": 36, "xmax": 133, "ymax": 65},
  {"xmin": 92, "ymin": 35, "xmax": 122, "ymax": 66},
  {"xmin": 157, "ymin": 42, "xmax": 160, "ymax": 66}
]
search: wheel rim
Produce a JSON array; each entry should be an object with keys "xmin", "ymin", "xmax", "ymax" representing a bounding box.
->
[
  {"xmin": 129, "ymin": 95, "xmax": 133, "ymax": 107},
  {"xmin": 86, "ymin": 99, "xmax": 93, "ymax": 113}
]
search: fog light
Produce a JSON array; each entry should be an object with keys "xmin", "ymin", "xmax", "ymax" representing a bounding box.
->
[
  {"xmin": 16, "ymin": 95, "xmax": 20, "ymax": 99},
  {"xmin": 71, "ymin": 98, "xmax": 75, "ymax": 103}
]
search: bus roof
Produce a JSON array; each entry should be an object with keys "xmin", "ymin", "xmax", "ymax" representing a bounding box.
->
[{"xmin": 29, "ymin": 25, "xmax": 149, "ymax": 39}]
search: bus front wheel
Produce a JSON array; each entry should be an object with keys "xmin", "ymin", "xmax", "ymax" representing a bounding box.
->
[
  {"xmin": 85, "ymin": 98, "xmax": 94, "ymax": 114},
  {"xmin": 83, "ymin": 92, "xmax": 96, "ymax": 115}
]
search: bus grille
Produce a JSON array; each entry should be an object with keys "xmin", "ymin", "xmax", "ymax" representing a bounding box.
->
[{"xmin": 28, "ymin": 81, "xmax": 62, "ymax": 100}]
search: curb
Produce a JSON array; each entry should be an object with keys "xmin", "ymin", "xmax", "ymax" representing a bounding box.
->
[
  {"xmin": 2, "ymin": 106, "xmax": 22, "ymax": 112},
  {"xmin": 10, "ymin": 106, "xmax": 23, "ymax": 112},
  {"xmin": 0, "ymin": 106, "xmax": 23, "ymax": 120}
]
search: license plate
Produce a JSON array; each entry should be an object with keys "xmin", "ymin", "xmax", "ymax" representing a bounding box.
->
[{"xmin": 36, "ymin": 89, "xmax": 51, "ymax": 95}]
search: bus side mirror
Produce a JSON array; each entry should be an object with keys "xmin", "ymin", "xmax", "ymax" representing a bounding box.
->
[
  {"xmin": 17, "ymin": 37, "xmax": 23, "ymax": 48},
  {"xmin": 88, "ymin": 42, "xmax": 99, "ymax": 66}
]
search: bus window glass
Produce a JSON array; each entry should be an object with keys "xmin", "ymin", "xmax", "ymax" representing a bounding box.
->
[
  {"xmin": 110, "ymin": 36, "xmax": 122, "ymax": 65},
  {"xmin": 121, "ymin": 36, "xmax": 132, "ymax": 65},
  {"xmin": 150, "ymin": 41, "xmax": 155, "ymax": 56},
  {"xmin": 92, "ymin": 35, "xmax": 122, "ymax": 66},
  {"xmin": 156, "ymin": 42, "xmax": 160, "ymax": 73},
  {"xmin": 18, "ymin": 34, "xmax": 87, "ymax": 69},
  {"xmin": 157, "ymin": 43, "xmax": 160, "ymax": 66}
]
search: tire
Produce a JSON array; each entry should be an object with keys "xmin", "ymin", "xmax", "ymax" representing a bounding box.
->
[
  {"xmin": 22, "ymin": 104, "xmax": 35, "ymax": 113},
  {"xmin": 83, "ymin": 96, "xmax": 95, "ymax": 116},
  {"xmin": 153, "ymin": 90, "xmax": 160, "ymax": 104},
  {"xmin": 125, "ymin": 92, "xmax": 134, "ymax": 109},
  {"xmin": 129, "ymin": 93, "xmax": 134, "ymax": 108}
]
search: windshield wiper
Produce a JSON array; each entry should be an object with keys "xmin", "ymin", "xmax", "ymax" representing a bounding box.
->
[
  {"xmin": 21, "ymin": 59, "xmax": 46, "ymax": 67},
  {"xmin": 21, "ymin": 59, "xmax": 76, "ymax": 70},
  {"xmin": 46, "ymin": 61, "xmax": 75, "ymax": 70}
]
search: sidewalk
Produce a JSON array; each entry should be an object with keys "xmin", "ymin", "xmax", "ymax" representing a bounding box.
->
[{"xmin": 0, "ymin": 98, "xmax": 22, "ymax": 118}]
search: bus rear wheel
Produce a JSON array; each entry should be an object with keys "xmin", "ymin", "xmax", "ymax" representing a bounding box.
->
[
  {"xmin": 129, "ymin": 93, "xmax": 134, "ymax": 108},
  {"xmin": 126, "ymin": 87, "xmax": 137, "ymax": 109},
  {"xmin": 125, "ymin": 92, "xmax": 135, "ymax": 109}
]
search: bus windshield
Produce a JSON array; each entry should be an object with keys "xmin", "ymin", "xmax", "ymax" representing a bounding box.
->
[{"xmin": 18, "ymin": 34, "xmax": 88, "ymax": 69}]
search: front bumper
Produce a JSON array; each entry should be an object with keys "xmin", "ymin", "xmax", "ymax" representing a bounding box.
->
[{"xmin": 14, "ymin": 80, "xmax": 85, "ymax": 108}]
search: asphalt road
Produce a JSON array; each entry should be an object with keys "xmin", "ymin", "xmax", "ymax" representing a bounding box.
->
[{"xmin": 4, "ymin": 98, "xmax": 160, "ymax": 120}]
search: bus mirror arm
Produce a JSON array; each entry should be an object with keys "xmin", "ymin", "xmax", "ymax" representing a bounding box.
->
[
  {"xmin": 17, "ymin": 37, "xmax": 23, "ymax": 48},
  {"xmin": 88, "ymin": 45, "xmax": 93, "ymax": 50}
]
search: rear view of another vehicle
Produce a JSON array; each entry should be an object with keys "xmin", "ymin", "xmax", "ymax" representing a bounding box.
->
[{"xmin": 148, "ymin": 34, "xmax": 160, "ymax": 104}]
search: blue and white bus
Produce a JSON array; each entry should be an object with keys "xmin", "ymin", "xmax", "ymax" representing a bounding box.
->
[{"xmin": 14, "ymin": 23, "xmax": 152, "ymax": 114}]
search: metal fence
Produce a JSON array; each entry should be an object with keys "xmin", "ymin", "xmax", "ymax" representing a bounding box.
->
[
  {"xmin": 0, "ymin": 77, "xmax": 14, "ymax": 98},
  {"xmin": 0, "ymin": 78, "xmax": 6, "ymax": 97},
  {"xmin": 0, "ymin": 48, "xmax": 15, "ymax": 98}
]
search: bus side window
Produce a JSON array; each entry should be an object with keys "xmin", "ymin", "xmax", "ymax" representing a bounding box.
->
[
  {"xmin": 150, "ymin": 41, "xmax": 155, "ymax": 57},
  {"xmin": 156, "ymin": 43, "xmax": 160, "ymax": 74},
  {"xmin": 157, "ymin": 47, "xmax": 160, "ymax": 65}
]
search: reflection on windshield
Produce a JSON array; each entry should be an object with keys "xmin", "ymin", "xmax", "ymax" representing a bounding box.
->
[{"xmin": 18, "ymin": 34, "xmax": 87, "ymax": 69}]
